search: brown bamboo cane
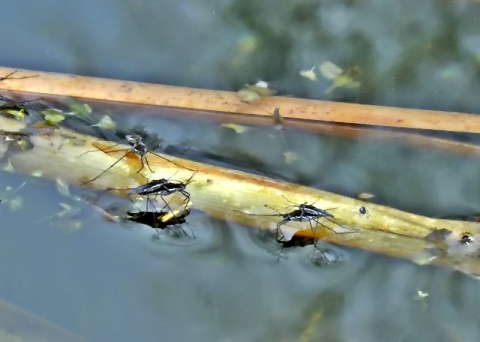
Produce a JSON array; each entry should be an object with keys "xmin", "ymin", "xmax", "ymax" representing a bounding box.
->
[{"xmin": 2, "ymin": 66, "xmax": 480, "ymax": 133}]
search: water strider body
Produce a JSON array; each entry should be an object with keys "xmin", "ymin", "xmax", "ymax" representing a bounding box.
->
[
  {"xmin": 83, "ymin": 134, "xmax": 195, "ymax": 183},
  {"xmin": 128, "ymin": 171, "xmax": 196, "ymax": 202},
  {"xmin": 237, "ymin": 197, "xmax": 347, "ymax": 244}
]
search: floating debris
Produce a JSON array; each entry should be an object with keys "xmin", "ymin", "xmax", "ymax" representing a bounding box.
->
[
  {"xmin": 0, "ymin": 183, "xmax": 26, "ymax": 211},
  {"xmin": 319, "ymin": 61, "xmax": 361, "ymax": 94},
  {"xmin": 238, "ymin": 80, "xmax": 277, "ymax": 103},
  {"xmin": 283, "ymin": 151, "xmax": 298, "ymax": 164},
  {"xmin": 93, "ymin": 115, "xmax": 117, "ymax": 131},
  {"xmin": 42, "ymin": 109, "xmax": 66, "ymax": 126},
  {"xmin": 299, "ymin": 66, "xmax": 318, "ymax": 81},
  {"xmin": 220, "ymin": 123, "xmax": 249, "ymax": 134},
  {"xmin": 357, "ymin": 192, "xmax": 375, "ymax": 200},
  {"xmin": 67, "ymin": 98, "xmax": 92, "ymax": 117},
  {"xmin": 319, "ymin": 61, "xmax": 343, "ymax": 80}
]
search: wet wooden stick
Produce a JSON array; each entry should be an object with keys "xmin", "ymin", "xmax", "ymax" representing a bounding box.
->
[
  {"xmin": 2, "ymin": 66, "xmax": 480, "ymax": 133},
  {"xmin": 1, "ymin": 116, "xmax": 480, "ymax": 277}
]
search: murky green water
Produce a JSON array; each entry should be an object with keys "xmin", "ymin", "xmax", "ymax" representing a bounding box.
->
[{"xmin": 2, "ymin": 1, "xmax": 480, "ymax": 341}]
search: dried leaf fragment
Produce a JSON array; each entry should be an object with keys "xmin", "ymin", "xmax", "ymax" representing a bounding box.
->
[
  {"xmin": 300, "ymin": 66, "xmax": 318, "ymax": 81},
  {"xmin": 220, "ymin": 123, "xmax": 249, "ymax": 134}
]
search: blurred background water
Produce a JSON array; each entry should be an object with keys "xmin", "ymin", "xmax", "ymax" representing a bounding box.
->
[{"xmin": 1, "ymin": 0, "xmax": 480, "ymax": 341}]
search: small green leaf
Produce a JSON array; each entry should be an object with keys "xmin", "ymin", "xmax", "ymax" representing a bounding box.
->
[
  {"xmin": 68, "ymin": 98, "xmax": 92, "ymax": 117},
  {"xmin": 3, "ymin": 109, "xmax": 27, "ymax": 120}
]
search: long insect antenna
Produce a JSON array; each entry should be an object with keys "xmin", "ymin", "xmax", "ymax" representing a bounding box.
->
[{"xmin": 83, "ymin": 152, "xmax": 128, "ymax": 184}]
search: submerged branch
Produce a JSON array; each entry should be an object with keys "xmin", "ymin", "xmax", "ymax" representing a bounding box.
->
[{"xmin": 1, "ymin": 115, "xmax": 480, "ymax": 277}]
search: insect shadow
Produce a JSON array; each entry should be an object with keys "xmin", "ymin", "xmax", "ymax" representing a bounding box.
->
[
  {"xmin": 126, "ymin": 206, "xmax": 194, "ymax": 238},
  {"xmin": 81, "ymin": 134, "xmax": 196, "ymax": 183},
  {"xmin": 275, "ymin": 229, "xmax": 331, "ymax": 262}
]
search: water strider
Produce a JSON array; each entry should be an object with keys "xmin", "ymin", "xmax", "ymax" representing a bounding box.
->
[
  {"xmin": 237, "ymin": 197, "xmax": 351, "ymax": 244},
  {"xmin": 128, "ymin": 171, "xmax": 196, "ymax": 202},
  {"xmin": 83, "ymin": 134, "xmax": 196, "ymax": 183}
]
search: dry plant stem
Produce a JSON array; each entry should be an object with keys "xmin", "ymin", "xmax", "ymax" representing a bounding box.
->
[
  {"xmin": 1, "ymin": 116, "xmax": 480, "ymax": 276},
  {"xmin": 2, "ymin": 66, "xmax": 480, "ymax": 133}
]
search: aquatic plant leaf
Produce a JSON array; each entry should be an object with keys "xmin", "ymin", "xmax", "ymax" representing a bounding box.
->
[
  {"xmin": 2, "ymin": 109, "xmax": 27, "ymax": 120},
  {"xmin": 42, "ymin": 109, "xmax": 66, "ymax": 125}
]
